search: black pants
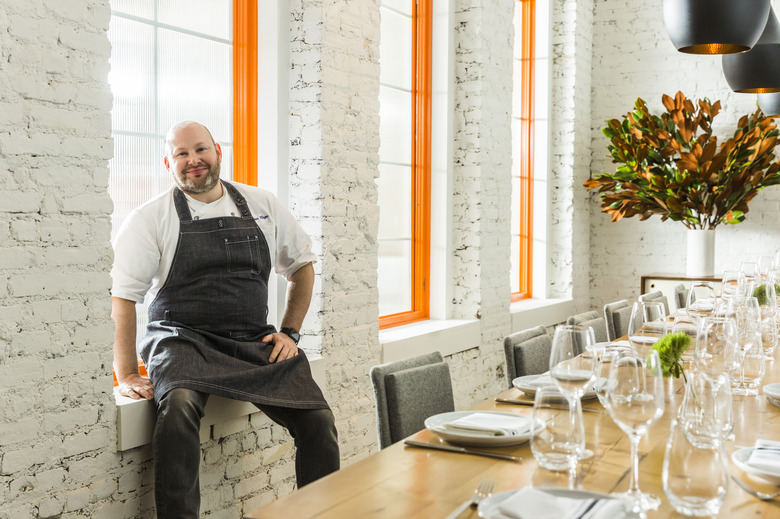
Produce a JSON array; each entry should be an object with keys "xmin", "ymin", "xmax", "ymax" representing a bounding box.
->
[{"xmin": 153, "ymin": 388, "xmax": 340, "ymax": 519}]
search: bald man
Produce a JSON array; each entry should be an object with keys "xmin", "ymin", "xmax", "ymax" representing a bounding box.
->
[{"xmin": 111, "ymin": 121, "xmax": 339, "ymax": 518}]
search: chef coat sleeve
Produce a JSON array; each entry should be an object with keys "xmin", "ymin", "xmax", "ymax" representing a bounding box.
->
[
  {"xmin": 110, "ymin": 209, "xmax": 162, "ymax": 304},
  {"xmin": 270, "ymin": 197, "xmax": 316, "ymax": 280}
]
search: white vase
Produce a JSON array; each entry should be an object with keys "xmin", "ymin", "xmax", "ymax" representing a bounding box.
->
[{"xmin": 686, "ymin": 229, "xmax": 715, "ymax": 277}]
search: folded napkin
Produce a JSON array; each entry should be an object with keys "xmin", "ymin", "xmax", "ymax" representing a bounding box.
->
[
  {"xmin": 438, "ymin": 413, "xmax": 530, "ymax": 437},
  {"xmin": 747, "ymin": 439, "xmax": 780, "ymax": 475},
  {"xmin": 494, "ymin": 488, "xmax": 623, "ymax": 519}
]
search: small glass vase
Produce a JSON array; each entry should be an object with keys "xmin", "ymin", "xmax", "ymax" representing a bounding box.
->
[{"xmin": 663, "ymin": 418, "xmax": 729, "ymax": 516}]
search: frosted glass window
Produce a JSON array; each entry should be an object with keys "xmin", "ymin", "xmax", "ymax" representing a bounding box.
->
[
  {"xmin": 378, "ymin": 0, "xmax": 415, "ymax": 319},
  {"xmin": 108, "ymin": 2, "xmax": 234, "ymax": 344},
  {"xmin": 159, "ymin": 0, "xmax": 231, "ymax": 39}
]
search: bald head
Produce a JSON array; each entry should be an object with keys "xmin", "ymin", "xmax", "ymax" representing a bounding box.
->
[{"xmin": 165, "ymin": 121, "xmax": 216, "ymax": 159}]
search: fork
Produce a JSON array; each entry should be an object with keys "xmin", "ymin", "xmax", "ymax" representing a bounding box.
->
[
  {"xmin": 731, "ymin": 476, "xmax": 780, "ymax": 500},
  {"xmin": 444, "ymin": 479, "xmax": 495, "ymax": 519}
]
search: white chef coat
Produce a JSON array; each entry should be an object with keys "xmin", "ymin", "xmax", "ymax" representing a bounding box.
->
[{"xmin": 111, "ymin": 180, "xmax": 316, "ymax": 304}]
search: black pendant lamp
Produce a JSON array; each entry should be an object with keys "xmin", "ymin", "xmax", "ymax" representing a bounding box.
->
[
  {"xmin": 758, "ymin": 93, "xmax": 780, "ymax": 117},
  {"xmin": 723, "ymin": 8, "xmax": 780, "ymax": 93},
  {"xmin": 663, "ymin": 0, "xmax": 770, "ymax": 54}
]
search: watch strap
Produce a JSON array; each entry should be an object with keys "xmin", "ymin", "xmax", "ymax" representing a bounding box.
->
[{"xmin": 279, "ymin": 327, "xmax": 301, "ymax": 344}]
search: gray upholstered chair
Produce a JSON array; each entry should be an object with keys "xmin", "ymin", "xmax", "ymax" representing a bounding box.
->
[
  {"xmin": 638, "ymin": 290, "xmax": 670, "ymax": 316},
  {"xmin": 370, "ymin": 352, "xmax": 455, "ymax": 449},
  {"xmin": 566, "ymin": 310, "xmax": 609, "ymax": 345},
  {"xmin": 604, "ymin": 299, "xmax": 633, "ymax": 341},
  {"xmin": 674, "ymin": 284, "xmax": 688, "ymax": 310},
  {"xmin": 503, "ymin": 326, "xmax": 553, "ymax": 388}
]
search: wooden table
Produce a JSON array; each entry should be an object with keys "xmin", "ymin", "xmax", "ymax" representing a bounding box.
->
[{"xmin": 246, "ymin": 362, "xmax": 780, "ymax": 518}]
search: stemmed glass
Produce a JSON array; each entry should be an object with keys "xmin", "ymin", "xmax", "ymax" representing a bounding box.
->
[
  {"xmin": 687, "ymin": 281, "xmax": 718, "ymax": 319},
  {"xmin": 757, "ymin": 255, "xmax": 775, "ymax": 276},
  {"xmin": 726, "ymin": 296, "xmax": 764, "ymax": 396},
  {"xmin": 695, "ymin": 316, "xmax": 739, "ymax": 441},
  {"xmin": 604, "ymin": 349, "xmax": 665, "ymax": 513},
  {"xmin": 627, "ymin": 301, "xmax": 667, "ymax": 356},
  {"xmin": 721, "ymin": 270, "xmax": 745, "ymax": 298}
]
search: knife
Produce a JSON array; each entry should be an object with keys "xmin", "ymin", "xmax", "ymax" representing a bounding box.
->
[
  {"xmin": 494, "ymin": 397, "xmax": 600, "ymax": 413},
  {"xmin": 403, "ymin": 440, "xmax": 522, "ymax": 462}
]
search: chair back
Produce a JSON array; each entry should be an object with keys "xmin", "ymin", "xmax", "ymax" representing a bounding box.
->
[
  {"xmin": 638, "ymin": 290, "xmax": 670, "ymax": 316},
  {"xmin": 370, "ymin": 352, "xmax": 455, "ymax": 449},
  {"xmin": 503, "ymin": 326, "xmax": 552, "ymax": 387},
  {"xmin": 603, "ymin": 299, "xmax": 633, "ymax": 341},
  {"xmin": 566, "ymin": 310, "xmax": 608, "ymax": 346},
  {"xmin": 674, "ymin": 284, "xmax": 688, "ymax": 310}
]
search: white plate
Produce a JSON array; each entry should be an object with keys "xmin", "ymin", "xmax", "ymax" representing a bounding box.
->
[
  {"xmin": 512, "ymin": 374, "xmax": 598, "ymax": 400},
  {"xmin": 732, "ymin": 447, "xmax": 780, "ymax": 485},
  {"xmin": 763, "ymin": 383, "xmax": 780, "ymax": 400},
  {"xmin": 425, "ymin": 411, "xmax": 535, "ymax": 447},
  {"xmin": 477, "ymin": 488, "xmax": 620, "ymax": 519}
]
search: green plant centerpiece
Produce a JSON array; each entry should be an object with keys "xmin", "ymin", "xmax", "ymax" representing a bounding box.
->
[
  {"xmin": 653, "ymin": 332, "xmax": 692, "ymax": 381},
  {"xmin": 584, "ymin": 91, "xmax": 780, "ymax": 228},
  {"xmin": 752, "ymin": 283, "xmax": 780, "ymax": 306}
]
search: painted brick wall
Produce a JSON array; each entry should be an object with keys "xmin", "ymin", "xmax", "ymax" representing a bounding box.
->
[{"xmin": 587, "ymin": 0, "xmax": 780, "ymax": 311}]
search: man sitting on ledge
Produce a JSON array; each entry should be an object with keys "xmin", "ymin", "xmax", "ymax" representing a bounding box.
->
[{"xmin": 110, "ymin": 121, "xmax": 339, "ymax": 518}]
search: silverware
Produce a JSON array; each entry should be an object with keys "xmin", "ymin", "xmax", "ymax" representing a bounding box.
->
[
  {"xmin": 444, "ymin": 479, "xmax": 495, "ymax": 519},
  {"xmin": 731, "ymin": 476, "xmax": 780, "ymax": 500},
  {"xmin": 494, "ymin": 397, "xmax": 600, "ymax": 413},
  {"xmin": 403, "ymin": 440, "xmax": 522, "ymax": 462}
]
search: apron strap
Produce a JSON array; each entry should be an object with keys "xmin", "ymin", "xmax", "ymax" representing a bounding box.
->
[{"xmin": 172, "ymin": 180, "xmax": 255, "ymax": 224}]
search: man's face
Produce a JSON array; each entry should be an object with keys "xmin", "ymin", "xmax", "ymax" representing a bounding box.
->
[{"xmin": 165, "ymin": 124, "xmax": 222, "ymax": 196}]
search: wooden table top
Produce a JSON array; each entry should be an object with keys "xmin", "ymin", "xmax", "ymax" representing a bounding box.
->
[{"xmin": 246, "ymin": 360, "xmax": 780, "ymax": 518}]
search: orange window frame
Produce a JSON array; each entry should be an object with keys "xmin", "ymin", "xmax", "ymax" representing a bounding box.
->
[
  {"xmin": 379, "ymin": 0, "xmax": 432, "ymax": 329},
  {"xmin": 512, "ymin": 0, "xmax": 534, "ymax": 302},
  {"xmin": 232, "ymin": 0, "xmax": 258, "ymax": 186}
]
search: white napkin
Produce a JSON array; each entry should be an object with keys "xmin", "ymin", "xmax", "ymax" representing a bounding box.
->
[
  {"xmin": 494, "ymin": 488, "xmax": 623, "ymax": 519},
  {"xmin": 439, "ymin": 413, "xmax": 530, "ymax": 437},
  {"xmin": 747, "ymin": 439, "xmax": 780, "ymax": 475}
]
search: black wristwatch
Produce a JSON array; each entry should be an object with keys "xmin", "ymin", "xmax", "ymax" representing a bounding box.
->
[{"xmin": 279, "ymin": 327, "xmax": 301, "ymax": 345}]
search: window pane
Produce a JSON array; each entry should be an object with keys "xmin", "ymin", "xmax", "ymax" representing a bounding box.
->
[
  {"xmin": 379, "ymin": 8, "xmax": 412, "ymax": 91},
  {"xmin": 110, "ymin": 0, "xmax": 154, "ymax": 19},
  {"xmin": 378, "ymin": 240, "xmax": 412, "ymax": 316},
  {"xmin": 108, "ymin": 17, "xmax": 156, "ymax": 133},
  {"xmin": 382, "ymin": 0, "xmax": 412, "ymax": 16},
  {"xmin": 158, "ymin": 0, "xmax": 232, "ymax": 40},
  {"xmin": 378, "ymin": 86, "xmax": 412, "ymax": 164},
  {"xmin": 510, "ymin": 235, "xmax": 520, "ymax": 294},
  {"xmin": 377, "ymin": 163, "xmax": 412, "ymax": 239},
  {"xmin": 157, "ymin": 28, "xmax": 232, "ymax": 146}
]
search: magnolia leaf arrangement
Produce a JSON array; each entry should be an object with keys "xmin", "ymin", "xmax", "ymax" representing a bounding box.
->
[{"xmin": 585, "ymin": 91, "xmax": 780, "ymax": 229}]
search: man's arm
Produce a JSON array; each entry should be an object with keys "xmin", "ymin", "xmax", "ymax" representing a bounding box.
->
[
  {"xmin": 263, "ymin": 262, "xmax": 315, "ymax": 363},
  {"xmin": 112, "ymin": 296, "xmax": 154, "ymax": 400}
]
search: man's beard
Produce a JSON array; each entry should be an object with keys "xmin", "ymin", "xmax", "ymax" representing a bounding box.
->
[{"xmin": 174, "ymin": 159, "xmax": 221, "ymax": 195}]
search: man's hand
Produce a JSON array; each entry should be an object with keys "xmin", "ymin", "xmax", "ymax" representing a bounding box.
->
[
  {"xmin": 117, "ymin": 373, "xmax": 155, "ymax": 400},
  {"xmin": 262, "ymin": 332, "xmax": 299, "ymax": 363}
]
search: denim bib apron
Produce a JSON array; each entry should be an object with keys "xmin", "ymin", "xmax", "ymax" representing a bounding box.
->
[{"xmin": 139, "ymin": 181, "xmax": 328, "ymax": 410}]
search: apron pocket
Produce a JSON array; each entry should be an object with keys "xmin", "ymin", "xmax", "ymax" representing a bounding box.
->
[{"xmin": 225, "ymin": 235, "xmax": 261, "ymax": 273}]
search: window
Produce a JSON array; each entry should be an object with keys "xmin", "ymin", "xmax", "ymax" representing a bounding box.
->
[
  {"xmin": 107, "ymin": 0, "xmax": 256, "ymax": 236},
  {"xmin": 377, "ymin": 0, "xmax": 432, "ymax": 328},
  {"xmin": 512, "ymin": 0, "xmax": 548, "ymax": 301},
  {"xmin": 107, "ymin": 0, "xmax": 257, "ymax": 343}
]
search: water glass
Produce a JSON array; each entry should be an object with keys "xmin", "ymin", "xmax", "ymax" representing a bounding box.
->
[
  {"xmin": 663, "ymin": 418, "xmax": 729, "ymax": 517},
  {"xmin": 687, "ymin": 281, "xmax": 718, "ymax": 319},
  {"xmin": 695, "ymin": 316, "xmax": 739, "ymax": 387},
  {"xmin": 627, "ymin": 301, "xmax": 667, "ymax": 355},
  {"xmin": 680, "ymin": 370, "xmax": 733, "ymax": 445},
  {"xmin": 761, "ymin": 316, "xmax": 778, "ymax": 359},
  {"xmin": 549, "ymin": 325, "xmax": 596, "ymax": 400},
  {"xmin": 721, "ymin": 270, "xmax": 745, "ymax": 298},
  {"xmin": 530, "ymin": 385, "xmax": 584, "ymax": 475}
]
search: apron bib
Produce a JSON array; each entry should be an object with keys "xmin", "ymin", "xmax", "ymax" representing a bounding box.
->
[{"xmin": 139, "ymin": 181, "xmax": 328, "ymax": 409}]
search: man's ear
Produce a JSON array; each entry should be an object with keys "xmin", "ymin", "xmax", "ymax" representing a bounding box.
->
[
  {"xmin": 215, "ymin": 142, "xmax": 222, "ymax": 158},
  {"xmin": 163, "ymin": 156, "xmax": 170, "ymax": 170}
]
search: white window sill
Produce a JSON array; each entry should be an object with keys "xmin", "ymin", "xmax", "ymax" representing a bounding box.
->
[
  {"xmin": 378, "ymin": 319, "xmax": 481, "ymax": 363},
  {"xmin": 114, "ymin": 356, "xmax": 327, "ymax": 451},
  {"xmin": 509, "ymin": 298, "xmax": 574, "ymax": 332}
]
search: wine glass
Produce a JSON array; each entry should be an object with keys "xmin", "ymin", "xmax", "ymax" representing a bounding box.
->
[
  {"xmin": 726, "ymin": 296, "xmax": 763, "ymax": 396},
  {"xmin": 740, "ymin": 261, "xmax": 759, "ymax": 282},
  {"xmin": 686, "ymin": 281, "xmax": 718, "ymax": 319},
  {"xmin": 757, "ymin": 255, "xmax": 775, "ymax": 276},
  {"xmin": 720, "ymin": 270, "xmax": 745, "ymax": 298},
  {"xmin": 549, "ymin": 325, "xmax": 597, "ymax": 402},
  {"xmin": 604, "ymin": 349, "xmax": 665, "ymax": 513},
  {"xmin": 627, "ymin": 301, "xmax": 667, "ymax": 356},
  {"xmin": 695, "ymin": 316, "xmax": 740, "ymax": 387}
]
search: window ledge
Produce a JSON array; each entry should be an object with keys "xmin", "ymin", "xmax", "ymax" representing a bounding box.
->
[
  {"xmin": 115, "ymin": 355, "xmax": 327, "ymax": 451},
  {"xmin": 379, "ymin": 319, "xmax": 480, "ymax": 363},
  {"xmin": 509, "ymin": 298, "xmax": 574, "ymax": 332}
]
